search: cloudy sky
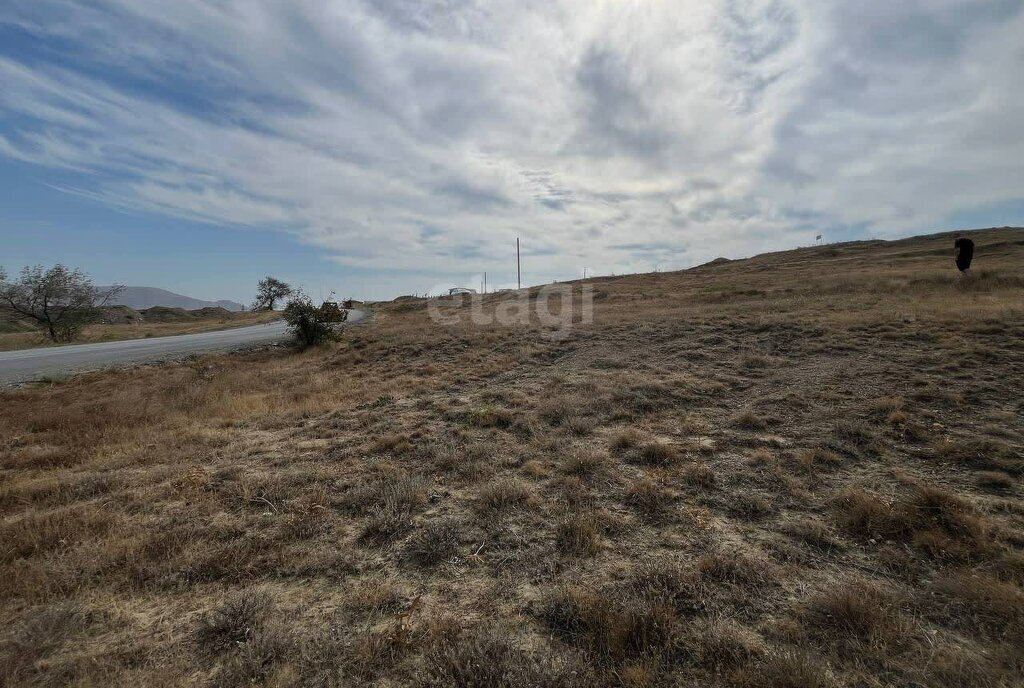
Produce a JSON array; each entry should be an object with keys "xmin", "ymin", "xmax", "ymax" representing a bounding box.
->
[{"xmin": 1, "ymin": 0, "xmax": 1022, "ymax": 301}]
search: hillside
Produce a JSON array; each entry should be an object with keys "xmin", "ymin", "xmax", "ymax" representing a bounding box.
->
[
  {"xmin": 1, "ymin": 227, "xmax": 1022, "ymax": 687},
  {"xmin": 135, "ymin": 306, "xmax": 236, "ymax": 323},
  {"xmin": 99, "ymin": 286, "xmax": 245, "ymax": 311}
]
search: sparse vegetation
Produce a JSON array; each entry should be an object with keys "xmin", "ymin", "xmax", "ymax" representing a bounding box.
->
[
  {"xmin": 794, "ymin": 447, "xmax": 842, "ymax": 471},
  {"xmin": 610, "ymin": 428, "xmax": 642, "ymax": 452},
  {"xmin": 832, "ymin": 419, "xmax": 878, "ymax": 454},
  {"xmin": 475, "ymin": 478, "xmax": 532, "ymax": 515},
  {"xmin": 0, "ymin": 264, "xmax": 122, "ymax": 342},
  {"xmin": 195, "ymin": 590, "xmax": 273, "ymax": 656},
  {"xmin": 784, "ymin": 518, "xmax": 839, "ymax": 552},
  {"xmin": 0, "ymin": 308, "xmax": 281, "ymax": 352},
  {"xmin": 631, "ymin": 441, "xmax": 678, "ymax": 466},
  {"xmin": 561, "ymin": 450, "xmax": 605, "ymax": 478},
  {"xmin": 555, "ymin": 514, "xmax": 601, "ymax": 556},
  {"xmin": 404, "ymin": 520, "xmax": 460, "ymax": 566},
  {"xmin": 683, "ymin": 461, "xmax": 716, "ymax": 487},
  {"xmin": 732, "ymin": 410, "xmax": 769, "ymax": 431},
  {"xmin": 282, "ymin": 290, "xmax": 337, "ymax": 346},
  {"xmin": 625, "ymin": 478, "xmax": 676, "ymax": 521},
  {"xmin": 2, "ymin": 228, "xmax": 1022, "ymax": 685}
]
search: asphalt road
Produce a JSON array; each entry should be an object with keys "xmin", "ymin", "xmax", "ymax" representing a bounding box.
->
[{"xmin": 0, "ymin": 310, "xmax": 365, "ymax": 386}]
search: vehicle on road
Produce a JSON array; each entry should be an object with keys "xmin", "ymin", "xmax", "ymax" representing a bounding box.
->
[{"xmin": 319, "ymin": 301, "xmax": 349, "ymax": 322}]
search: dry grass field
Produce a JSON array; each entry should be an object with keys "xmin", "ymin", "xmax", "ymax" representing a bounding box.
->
[
  {"xmin": 0, "ymin": 310, "xmax": 280, "ymax": 352},
  {"xmin": 1, "ymin": 228, "xmax": 1022, "ymax": 687}
]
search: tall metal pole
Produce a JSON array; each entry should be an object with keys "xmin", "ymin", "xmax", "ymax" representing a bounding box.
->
[
  {"xmin": 516, "ymin": 238, "xmax": 521, "ymax": 290},
  {"xmin": 484, "ymin": 272, "xmax": 487, "ymax": 294}
]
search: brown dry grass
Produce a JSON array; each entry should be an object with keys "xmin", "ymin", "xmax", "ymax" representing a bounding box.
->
[
  {"xmin": 1, "ymin": 227, "xmax": 1023, "ymax": 686},
  {"xmin": 0, "ymin": 309, "xmax": 280, "ymax": 351}
]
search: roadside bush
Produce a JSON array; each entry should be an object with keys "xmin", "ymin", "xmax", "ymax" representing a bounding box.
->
[{"xmin": 283, "ymin": 291, "xmax": 336, "ymax": 347}]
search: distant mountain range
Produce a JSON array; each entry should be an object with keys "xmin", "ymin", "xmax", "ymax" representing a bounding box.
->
[{"xmin": 98, "ymin": 286, "xmax": 245, "ymax": 312}]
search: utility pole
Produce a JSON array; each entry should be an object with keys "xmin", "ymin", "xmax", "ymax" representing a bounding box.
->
[
  {"xmin": 516, "ymin": 237, "xmax": 521, "ymax": 290},
  {"xmin": 484, "ymin": 272, "xmax": 487, "ymax": 294}
]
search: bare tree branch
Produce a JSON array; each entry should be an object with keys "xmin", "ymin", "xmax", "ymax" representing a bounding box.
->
[{"xmin": 0, "ymin": 265, "xmax": 120, "ymax": 342}]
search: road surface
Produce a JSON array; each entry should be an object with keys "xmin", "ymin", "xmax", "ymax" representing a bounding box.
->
[{"xmin": 0, "ymin": 310, "xmax": 365, "ymax": 386}]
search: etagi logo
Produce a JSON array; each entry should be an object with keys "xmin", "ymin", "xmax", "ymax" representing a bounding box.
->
[{"xmin": 426, "ymin": 283, "xmax": 593, "ymax": 340}]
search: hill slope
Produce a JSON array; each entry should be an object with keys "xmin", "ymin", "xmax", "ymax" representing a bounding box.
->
[
  {"xmin": 2, "ymin": 227, "xmax": 1022, "ymax": 687},
  {"xmin": 99, "ymin": 286, "xmax": 245, "ymax": 311}
]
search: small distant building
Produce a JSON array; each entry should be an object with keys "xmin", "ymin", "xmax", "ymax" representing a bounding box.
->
[{"xmin": 449, "ymin": 287, "xmax": 477, "ymax": 295}]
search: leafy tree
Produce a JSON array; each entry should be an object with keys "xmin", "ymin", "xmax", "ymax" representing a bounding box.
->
[
  {"xmin": 282, "ymin": 291, "xmax": 336, "ymax": 347},
  {"xmin": 252, "ymin": 276, "xmax": 292, "ymax": 311},
  {"xmin": 0, "ymin": 264, "xmax": 122, "ymax": 342}
]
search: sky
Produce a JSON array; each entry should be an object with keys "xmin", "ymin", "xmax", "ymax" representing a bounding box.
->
[{"xmin": 1, "ymin": 0, "xmax": 1023, "ymax": 302}]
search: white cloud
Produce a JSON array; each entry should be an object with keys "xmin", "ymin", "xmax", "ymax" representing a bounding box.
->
[{"xmin": 1, "ymin": 0, "xmax": 1022, "ymax": 295}]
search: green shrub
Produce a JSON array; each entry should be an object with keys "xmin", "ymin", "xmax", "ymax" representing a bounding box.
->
[{"xmin": 283, "ymin": 291, "xmax": 336, "ymax": 347}]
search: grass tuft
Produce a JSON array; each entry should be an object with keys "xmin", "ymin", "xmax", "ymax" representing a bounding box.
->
[
  {"xmin": 555, "ymin": 514, "xmax": 602, "ymax": 557},
  {"xmin": 476, "ymin": 478, "xmax": 532, "ymax": 515},
  {"xmin": 404, "ymin": 520, "xmax": 460, "ymax": 566},
  {"xmin": 631, "ymin": 442, "xmax": 679, "ymax": 467},
  {"xmin": 195, "ymin": 590, "xmax": 273, "ymax": 656},
  {"xmin": 732, "ymin": 411, "xmax": 769, "ymax": 431}
]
